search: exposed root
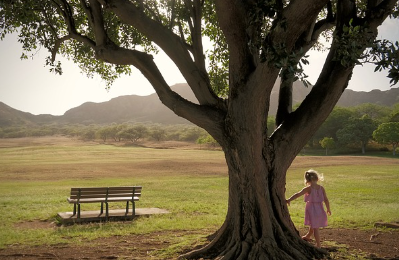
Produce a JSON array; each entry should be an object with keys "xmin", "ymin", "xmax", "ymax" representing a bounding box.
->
[{"xmin": 180, "ymin": 233, "xmax": 328, "ymax": 260}]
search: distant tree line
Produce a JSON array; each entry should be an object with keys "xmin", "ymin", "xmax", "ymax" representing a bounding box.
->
[
  {"xmin": 0, "ymin": 122, "xmax": 211, "ymax": 144},
  {"xmin": 0, "ymin": 103, "xmax": 398, "ymax": 154},
  {"xmin": 267, "ymin": 103, "xmax": 399, "ymax": 155},
  {"xmin": 309, "ymin": 103, "xmax": 399, "ymax": 155}
]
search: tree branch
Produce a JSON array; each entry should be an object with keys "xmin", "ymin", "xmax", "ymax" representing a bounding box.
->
[
  {"xmin": 53, "ymin": 0, "xmax": 77, "ymax": 34},
  {"xmin": 168, "ymin": 0, "xmax": 177, "ymax": 29},
  {"xmin": 215, "ymin": 0, "xmax": 255, "ymax": 88},
  {"xmin": 98, "ymin": 0, "xmax": 223, "ymax": 109},
  {"xmin": 266, "ymin": 0, "xmax": 330, "ymax": 52},
  {"xmin": 94, "ymin": 43, "xmax": 225, "ymax": 140},
  {"xmin": 49, "ymin": 0, "xmax": 95, "ymax": 61},
  {"xmin": 87, "ymin": 0, "xmax": 108, "ymax": 45},
  {"xmin": 275, "ymin": 3, "xmax": 335, "ymax": 126},
  {"xmin": 365, "ymin": 0, "xmax": 398, "ymax": 27},
  {"xmin": 184, "ymin": 0, "xmax": 206, "ymax": 74},
  {"xmin": 49, "ymin": 0, "xmax": 225, "ymax": 137},
  {"xmin": 51, "ymin": 35, "xmax": 72, "ymax": 62},
  {"xmin": 271, "ymin": 0, "xmax": 398, "ymax": 166},
  {"xmin": 336, "ymin": 0, "xmax": 357, "ymax": 31}
]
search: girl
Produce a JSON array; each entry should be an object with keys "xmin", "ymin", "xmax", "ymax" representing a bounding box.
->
[{"xmin": 286, "ymin": 169, "xmax": 331, "ymax": 248}]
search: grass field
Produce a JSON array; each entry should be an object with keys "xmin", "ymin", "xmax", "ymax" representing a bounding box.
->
[{"xmin": 0, "ymin": 136, "xmax": 398, "ymax": 253}]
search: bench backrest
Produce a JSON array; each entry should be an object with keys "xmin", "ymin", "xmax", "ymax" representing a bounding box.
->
[{"xmin": 69, "ymin": 186, "xmax": 142, "ymax": 202}]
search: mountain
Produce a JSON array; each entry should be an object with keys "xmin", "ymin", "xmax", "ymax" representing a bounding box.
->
[
  {"xmin": 0, "ymin": 102, "xmax": 58, "ymax": 127},
  {"xmin": 59, "ymin": 83, "xmax": 196, "ymax": 125},
  {"xmin": 336, "ymin": 88, "xmax": 399, "ymax": 107},
  {"xmin": 1, "ymin": 83, "xmax": 398, "ymax": 127}
]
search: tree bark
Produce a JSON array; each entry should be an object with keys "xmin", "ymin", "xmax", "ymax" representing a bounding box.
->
[
  {"xmin": 181, "ymin": 130, "xmax": 326, "ymax": 259},
  {"xmin": 181, "ymin": 78, "xmax": 327, "ymax": 259}
]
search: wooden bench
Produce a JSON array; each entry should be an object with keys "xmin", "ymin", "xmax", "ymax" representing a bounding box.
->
[{"xmin": 67, "ymin": 186, "xmax": 142, "ymax": 219}]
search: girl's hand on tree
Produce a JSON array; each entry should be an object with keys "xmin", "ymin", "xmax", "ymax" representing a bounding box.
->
[{"xmin": 286, "ymin": 200, "xmax": 290, "ymax": 206}]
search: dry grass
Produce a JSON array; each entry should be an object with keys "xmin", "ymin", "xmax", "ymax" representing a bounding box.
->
[
  {"xmin": 2, "ymin": 136, "xmax": 398, "ymax": 182},
  {"xmin": 0, "ymin": 136, "xmax": 227, "ymax": 181}
]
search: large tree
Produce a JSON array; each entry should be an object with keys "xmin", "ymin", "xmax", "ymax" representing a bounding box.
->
[{"xmin": 1, "ymin": 1, "xmax": 398, "ymax": 259}]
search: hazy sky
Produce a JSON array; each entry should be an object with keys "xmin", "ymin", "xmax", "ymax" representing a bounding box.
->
[{"xmin": 0, "ymin": 18, "xmax": 398, "ymax": 116}]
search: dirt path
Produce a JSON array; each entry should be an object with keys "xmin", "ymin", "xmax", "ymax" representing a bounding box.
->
[
  {"xmin": 0, "ymin": 227, "xmax": 398, "ymax": 259},
  {"xmin": 321, "ymin": 228, "xmax": 399, "ymax": 259}
]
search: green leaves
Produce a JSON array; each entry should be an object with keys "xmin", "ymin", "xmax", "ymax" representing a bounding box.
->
[
  {"xmin": 263, "ymin": 43, "xmax": 311, "ymax": 87},
  {"xmin": 333, "ymin": 19, "xmax": 372, "ymax": 68},
  {"xmin": 332, "ymin": 17, "xmax": 399, "ymax": 88},
  {"xmin": 336, "ymin": 115, "xmax": 377, "ymax": 148},
  {"xmin": 0, "ymin": 0, "xmax": 149, "ymax": 87},
  {"xmin": 373, "ymin": 122, "xmax": 399, "ymax": 155},
  {"xmin": 1, "ymin": 0, "xmax": 398, "ymax": 95},
  {"xmin": 373, "ymin": 122, "xmax": 399, "ymax": 145},
  {"xmin": 45, "ymin": 57, "xmax": 63, "ymax": 75},
  {"xmin": 368, "ymin": 40, "xmax": 399, "ymax": 86}
]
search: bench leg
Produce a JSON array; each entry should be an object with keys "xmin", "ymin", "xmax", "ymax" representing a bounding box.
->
[
  {"xmin": 100, "ymin": 202, "xmax": 104, "ymax": 214},
  {"xmin": 105, "ymin": 202, "xmax": 109, "ymax": 221},
  {"xmin": 132, "ymin": 201, "xmax": 135, "ymax": 217},
  {"xmin": 77, "ymin": 204, "xmax": 81, "ymax": 219},
  {"xmin": 72, "ymin": 203, "xmax": 76, "ymax": 216},
  {"xmin": 125, "ymin": 201, "xmax": 129, "ymax": 215}
]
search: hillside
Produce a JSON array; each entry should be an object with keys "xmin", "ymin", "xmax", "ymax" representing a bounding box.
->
[
  {"xmin": 1, "ymin": 83, "xmax": 398, "ymax": 127},
  {"xmin": 0, "ymin": 102, "xmax": 58, "ymax": 127},
  {"xmin": 59, "ymin": 83, "xmax": 197, "ymax": 125}
]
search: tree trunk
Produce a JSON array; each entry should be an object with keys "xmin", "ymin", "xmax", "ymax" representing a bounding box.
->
[
  {"xmin": 181, "ymin": 103, "xmax": 327, "ymax": 259},
  {"xmin": 181, "ymin": 140, "xmax": 326, "ymax": 259}
]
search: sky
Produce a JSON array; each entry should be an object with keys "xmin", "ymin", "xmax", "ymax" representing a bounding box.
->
[{"xmin": 0, "ymin": 18, "xmax": 398, "ymax": 116}]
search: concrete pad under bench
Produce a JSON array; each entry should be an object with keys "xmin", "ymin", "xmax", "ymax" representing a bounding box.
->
[{"xmin": 57, "ymin": 208, "xmax": 170, "ymax": 224}]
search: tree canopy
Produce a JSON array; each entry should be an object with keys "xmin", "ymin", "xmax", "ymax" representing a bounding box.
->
[
  {"xmin": 337, "ymin": 115, "xmax": 377, "ymax": 154},
  {"xmin": 1, "ymin": 1, "xmax": 399, "ymax": 259},
  {"xmin": 319, "ymin": 136, "xmax": 335, "ymax": 155},
  {"xmin": 373, "ymin": 122, "xmax": 399, "ymax": 155}
]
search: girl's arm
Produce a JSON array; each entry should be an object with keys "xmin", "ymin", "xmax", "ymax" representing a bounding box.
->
[
  {"xmin": 286, "ymin": 186, "xmax": 310, "ymax": 205},
  {"xmin": 322, "ymin": 187, "xmax": 331, "ymax": 215}
]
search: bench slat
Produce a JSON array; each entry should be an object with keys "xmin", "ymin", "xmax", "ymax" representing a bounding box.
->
[
  {"xmin": 106, "ymin": 196, "xmax": 140, "ymax": 202},
  {"xmin": 68, "ymin": 198, "xmax": 105, "ymax": 203},
  {"xmin": 70, "ymin": 187, "xmax": 109, "ymax": 192},
  {"xmin": 67, "ymin": 197, "xmax": 140, "ymax": 203},
  {"xmin": 68, "ymin": 186, "xmax": 142, "ymax": 202},
  {"xmin": 70, "ymin": 186, "xmax": 141, "ymax": 191},
  {"xmin": 69, "ymin": 194, "xmax": 141, "ymax": 199}
]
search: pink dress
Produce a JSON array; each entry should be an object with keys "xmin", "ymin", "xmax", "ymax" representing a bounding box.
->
[{"xmin": 304, "ymin": 186, "xmax": 328, "ymax": 228}]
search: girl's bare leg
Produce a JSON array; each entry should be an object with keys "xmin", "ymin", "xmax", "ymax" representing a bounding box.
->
[
  {"xmin": 313, "ymin": 228, "xmax": 321, "ymax": 247},
  {"xmin": 302, "ymin": 227, "xmax": 314, "ymax": 241}
]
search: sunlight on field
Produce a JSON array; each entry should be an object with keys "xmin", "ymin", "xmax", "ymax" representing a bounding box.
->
[{"xmin": 0, "ymin": 136, "xmax": 398, "ymax": 248}]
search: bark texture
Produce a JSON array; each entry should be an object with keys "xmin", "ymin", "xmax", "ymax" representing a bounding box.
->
[{"xmin": 181, "ymin": 136, "xmax": 327, "ymax": 259}]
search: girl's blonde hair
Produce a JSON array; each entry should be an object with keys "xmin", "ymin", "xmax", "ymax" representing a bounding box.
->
[{"xmin": 304, "ymin": 169, "xmax": 324, "ymax": 185}]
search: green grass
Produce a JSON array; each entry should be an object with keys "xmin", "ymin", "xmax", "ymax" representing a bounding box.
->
[
  {"xmin": 0, "ymin": 175, "xmax": 228, "ymax": 247},
  {"xmin": 0, "ymin": 141, "xmax": 398, "ymax": 254}
]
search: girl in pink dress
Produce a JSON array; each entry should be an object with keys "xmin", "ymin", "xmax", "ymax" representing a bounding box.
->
[{"xmin": 286, "ymin": 169, "xmax": 331, "ymax": 247}]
